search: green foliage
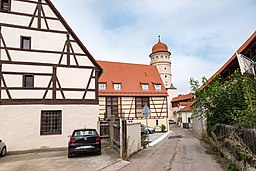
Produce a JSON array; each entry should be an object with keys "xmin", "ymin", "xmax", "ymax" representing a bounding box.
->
[
  {"xmin": 141, "ymin": 133, "xmax": 148, "ymax": 148},
  {"xmin": 228, "ymin": 161, "xmax": 238, "ymax": 171},
  {"xmin": 160, "ymin": 124, "xmax": 166, "ymax": 132},
  {"xmin": 190, "ymin": 70, "xmax": 256, "ymax": 133}
]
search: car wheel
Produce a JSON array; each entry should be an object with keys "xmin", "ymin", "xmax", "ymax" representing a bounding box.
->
[
  {"xmin": 96, "ymin": 150, "xmax": 101, "ymax": 155},
  {"xmin": 0, "ymin": 146, "xmax": 6, "ymax": 157},
  {"xmin": 68, "ymin": 152, "xmax": 73, "ymax": 158}
]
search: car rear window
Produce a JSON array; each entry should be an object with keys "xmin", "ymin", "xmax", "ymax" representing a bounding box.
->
[{"xmin": 73, "ymin": 130, "xmax": 97, "ymax": 137}]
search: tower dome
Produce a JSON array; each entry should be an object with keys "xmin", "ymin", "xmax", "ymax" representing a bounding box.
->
[{"xmin": 152, "ymin": 36, "xmax": 169, "ymax": 53}]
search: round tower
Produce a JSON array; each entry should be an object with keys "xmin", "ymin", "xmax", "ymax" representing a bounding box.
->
[
  {"xmin": 149, "ymin": 36, "xmax": 175, "ymax": 90},
  {"xmin": 149, "ymin": 36, "xmax": 178, "ymax": 121}
]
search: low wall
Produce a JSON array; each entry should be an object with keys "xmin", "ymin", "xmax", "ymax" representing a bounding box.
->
[{"xmin": 126, "ymin": 123, "xmax": 141, "ymax": 158}]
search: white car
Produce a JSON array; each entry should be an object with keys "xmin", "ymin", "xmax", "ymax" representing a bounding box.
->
[{"xmin": 0, "ymin": 139, "xmax": 7, "ymax": 157}]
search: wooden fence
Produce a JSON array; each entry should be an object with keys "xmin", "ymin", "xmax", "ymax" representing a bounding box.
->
[
  {"xmin": 218, "ymin": 124, "xmax": 256, "ymax": 154},
  {"xmin": 99, "ymin": 121, "xmax": 110, "ymax": 139},
  {"xmin": 243, "ymin": 128, "xmax": 256, "ymax": 154},
  {"xmin": 99, "ymin": 118, "xmax": 127, "ymax": 159}
]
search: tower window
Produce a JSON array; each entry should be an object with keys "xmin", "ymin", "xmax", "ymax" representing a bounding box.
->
[
  {"xmin": 161, "ymin": 55, "xmax": 163, "ymax": 58},
  {"xmin": 165, "ymin": 75, "xmax": 167, "ymax": 78},
  {"xmin": 164, "ymin": 67, "xmax": 167, "ymax": 70},
  {"xmin": 0, "ymin": 0, "xmax": 11, "ymax": 11}
]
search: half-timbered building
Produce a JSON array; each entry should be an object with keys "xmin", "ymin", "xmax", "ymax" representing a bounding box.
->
[
  {"xmin": 97, "ymin": 61, "xmax": 168, "ymax": 130},
  {"xmin": 0, "ymin": 0, "xmax": 102, "ymax": 151}
]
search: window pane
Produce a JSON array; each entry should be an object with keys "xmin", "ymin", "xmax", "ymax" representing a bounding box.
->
[
  {"xmin": 155, "ymin": 84, "xmax": 161, "ymax": 90},
  {"xmin": 41, "ymin": 111, "xmax": 61, "ymax": 135},
  {"xmin": 99, "ymin": 83, "xmax": 106, "ymax": 90},
  {"xmin": 21, "ymin": 37, "xmax": 31, "ymax": 49},
  {"xmin": 1, "ymin": 0, "xmax": 9, "ymax": 11},
  {"xmin": 114, "ymin": 83, "xmax": 121, "ymax": 90},
  {"xmin": 105, "ymin": 97, "xmax": 118, "ymax": 118},
  {"xmin": 142, "ymin": 84, "xmax": 149, "ymax": 90},
  {"xmin": 24, "ymin": 75, "xmax": 33, "ymax": 87},
  {"xmin": 106, "ymin": 106, "xmax": 112, "ymax": 118},
  {"xmin": 23, "ymin": 39, "xmax": 30, "ymax": 49},
  {"xmin": 136, "ymin": 97, "xmax": 149, "ymax": 116}
]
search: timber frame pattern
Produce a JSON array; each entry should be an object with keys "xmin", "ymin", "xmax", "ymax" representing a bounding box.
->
[
  {"xmin": 99, "ymin": 96, "xmax": 168, "ymax": 121},
  {"xmin": 0, "ymin": 0, "xmax": 102, "ymax": 105}
]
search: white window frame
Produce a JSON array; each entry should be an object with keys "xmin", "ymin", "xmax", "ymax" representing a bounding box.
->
[
  {"xmin": 141, "ymin": 84, "xmax": 149, "ymax": 91},
  {"xmin": 114, "ymin": 83, "xmax": 121, "ymax": 91},
  {"xmin": 154, "ymin": 84, "xmax": 161, "ymax": 91},
  {"xmin": 99, "ymin": 83, "xmax": 106, "ymax": 90}
]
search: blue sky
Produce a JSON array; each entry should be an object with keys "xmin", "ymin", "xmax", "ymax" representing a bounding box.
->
[{"xmin": 52, "ymin": 0, "xmax": 256, "ymax": 94}]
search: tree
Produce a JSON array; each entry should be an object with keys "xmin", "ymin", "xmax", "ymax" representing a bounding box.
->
[{"xmin": 190, "ymin": 70, "xmax": 256, "ymax": 133}]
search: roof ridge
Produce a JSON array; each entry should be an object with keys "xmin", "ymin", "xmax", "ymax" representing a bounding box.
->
[{"xmin": 97, "ymin": 60, "xmax": 154, "ymax": 67}]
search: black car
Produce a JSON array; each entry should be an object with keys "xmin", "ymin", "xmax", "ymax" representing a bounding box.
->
[{"xmin": 68, "ymin": 129, "xmax": 101, "ymax": 158}]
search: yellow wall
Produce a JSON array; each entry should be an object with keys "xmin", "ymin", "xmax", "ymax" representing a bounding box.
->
[{"xmin": 99, "ymin": 96, "xmax": 168, "ymax": 130}]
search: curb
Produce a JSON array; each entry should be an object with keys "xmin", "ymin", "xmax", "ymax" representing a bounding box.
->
[
  {"xmin": 97, "ymin": 159, "xmax": 130, "ymax": 171},
  {"xmin": 149, "ymin": 131, "xmax": 172, "ymax": 147}
]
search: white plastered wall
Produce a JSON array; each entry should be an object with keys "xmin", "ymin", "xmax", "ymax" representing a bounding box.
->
[
  {"xmin": 127, "ymin": 123, "xmax": 141, "ymax": 157},
  {"xmin": 0, "ymin": 104, "xmax": 99, "ymax": 151}
]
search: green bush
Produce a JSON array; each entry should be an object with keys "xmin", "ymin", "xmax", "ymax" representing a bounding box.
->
[
  {"xmin": 160, "ymin": 124, "xmax": 166, "ymax": 132},
  {"xmin": 141, "ymin": 132, "xmax": 148, "ymax": 148}
]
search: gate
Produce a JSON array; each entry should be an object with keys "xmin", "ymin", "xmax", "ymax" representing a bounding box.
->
[{"xmin": 99, "ymin": 116, "xmax": 127, "ymax": 159}]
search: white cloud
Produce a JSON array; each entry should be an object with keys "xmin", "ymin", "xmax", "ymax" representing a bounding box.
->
[{"xmin": 52, "ymin": 0, "xmax": 256, "ymax": 94}]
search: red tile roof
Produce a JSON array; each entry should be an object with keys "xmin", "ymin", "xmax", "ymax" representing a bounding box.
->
[
  {"xmin": 179, "ymin": 102, "xmax": 192, "ymax": 106},
  {"xmin": 171, "ymin": 94, "xmax": 193, "ymax": 103},
  {"xmin": 179, "ymin": 101, "xmax": 196, "ymax": 112},
  {"xmin": 200, "ymin": 31, "xmax": 256, "ymax": 90},
  {"xmin": 97, "ymin": 61, "xmax": 168, "ymax": 96}
]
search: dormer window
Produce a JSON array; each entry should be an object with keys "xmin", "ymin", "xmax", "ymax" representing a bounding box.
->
[
  {"xmin": 114, "ymin": 83, "xmax": 121, "ymax": 91},
  {"xmin": 154, "ymin": 84, "xmax": 161, "ymax": 91},
  {"xmin": 141, "ymin": 84, "xmax": 149, "ymax": 91},
  {"xmin": 99, "ymin": 83, "xmax": 106, "ymax": 90},
  {"xmin": 0, "ymin": 0, "xmax": 10, "ymax": 11}
]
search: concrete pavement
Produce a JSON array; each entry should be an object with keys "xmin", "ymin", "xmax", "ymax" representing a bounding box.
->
[
  {"xmin": 119, "ymin": 126, "xmax": 224, "ymax": 171},
  {"xmin": 0, "ymin": 133, "xmax": 168, "ymax": 171}
]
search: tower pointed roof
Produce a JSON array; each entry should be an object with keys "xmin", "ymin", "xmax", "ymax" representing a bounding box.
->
[{"xmin": 152, "ymin": 36, "xmax": 169, "ymax": 53}]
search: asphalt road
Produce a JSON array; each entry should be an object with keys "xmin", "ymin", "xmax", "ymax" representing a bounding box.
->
[{"xmin": 119, "ymin": 126, "xmax": 224, "ymax": 171}]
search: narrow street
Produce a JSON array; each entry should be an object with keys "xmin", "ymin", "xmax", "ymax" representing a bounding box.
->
[{"xmin": 119, "ymin": 126, "xmax": 224, "ymax": 171}]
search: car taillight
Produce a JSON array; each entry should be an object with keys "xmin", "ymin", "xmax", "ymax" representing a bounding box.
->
[
  {"xmin": 69, "ymin": 137, "xmax": 75, "ymax": 143},
  {"xmin": 96, "ymin": 136, "xmax": 100, "ymax": 142}
]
